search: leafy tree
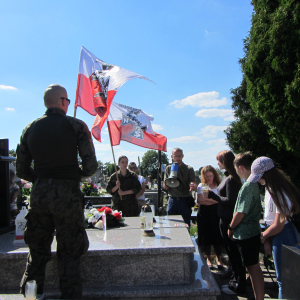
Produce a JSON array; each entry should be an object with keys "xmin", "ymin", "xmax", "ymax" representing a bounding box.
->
[
  {"xmin": 215, "ymin": 167, "xmax": 224, "ymax": 179},
  {"xmin": 97, "ymin": 160, "xmax": 104, "ymax": 173},
  {"xmin": 140, "ymin": 150, "xmax": 169, "ymax": 180},
  {"xmin": 9, "ymin": 149, "xmax": 16, "ymax": 166},
  {"xmin": 9, "ymin": 149, "xmax": 16, "ymax": 157},
  {"xmin": 225, "ymin": 10, "xmax": 300, "ymax": 188},
  {"xmin": 103, "ymin": 162, "xmax": 116, "ymax": 176},
  {"xmin": 77, "ymin": 152, "xmax": 82, "ymax": 167},
  {"xmin": 244, "ymin": 0, "xmax": 300, "ymax": 154}
]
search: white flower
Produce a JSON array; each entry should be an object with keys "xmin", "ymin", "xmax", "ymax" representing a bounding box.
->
[
  {"xmin": 94, "ymin": 220, "xmax": 103, "ymax": 229},
  {"xmin": 24, "ymin": 182, "xmax": 31, "ymax": 189},
  {"xmin": 88, "ymin": 216, "xmax": 96, "ymax": 223},
  {"xmin": 90, "ymin": 208, "xmax": 97, "ymax": 213},
  {"xmin": 93, "ymin": 211, "xmax": 101, "ymax": 217}
]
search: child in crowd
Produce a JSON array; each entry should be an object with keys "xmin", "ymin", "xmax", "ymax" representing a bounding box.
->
[{"xmin": 228, "ymin": 152, "xmax": 264, "ymax": 300}]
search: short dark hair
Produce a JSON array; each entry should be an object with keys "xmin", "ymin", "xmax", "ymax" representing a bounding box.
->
[
  {"xmin": 128, "ymin": 162, "xmax": 137, "ymax": 170},
  {"xmin": 172, "ymin": 148, "xmax": 183, "ymax": 155},
  {"xmin": 118, "ymin": 155, "xmax": 128, "ymax": 163},
  {"xmin": 234, "ymin": 152, "xmax": 254, "ymax": 170}
]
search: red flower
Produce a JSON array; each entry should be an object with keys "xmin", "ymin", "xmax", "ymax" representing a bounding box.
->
[
  {"xmin": 114, "ymin": 212, "xmax": 122, "ymax": 220},
  {"xmin": 98, "ymin": 206, "xmax": 112, "ymax": 214},
  {"xmin": 99, "ymin": 206, "xmax": 108, "ymax": 212},
  {"xmin": 104, "ymin": 208, "xmax": 112, "ymax": 215}
]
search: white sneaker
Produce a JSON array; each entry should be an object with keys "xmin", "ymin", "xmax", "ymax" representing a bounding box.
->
[{"xmin": 221, "ymin": 287, "xmax": 237, "ymax": 295}]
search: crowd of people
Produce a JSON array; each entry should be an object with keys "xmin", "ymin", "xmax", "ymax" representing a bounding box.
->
[
  {"xmin": 9, "ymin": 83, "xmax": 299, "ymax": 299},
  {"xmin": 160, "ymin": 147, "xmax": 299, "ymax": 299},
  {"xmin": 191, "ymin": 151, "xmax": 300, "ymax": 300}
]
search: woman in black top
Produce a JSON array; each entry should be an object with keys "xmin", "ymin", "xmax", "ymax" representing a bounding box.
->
[
  {"xmin": 197, "ymin": 165, "xmax": 223, "ymax": 269},
  {"xmin": 208, "ymin": 150, "xmax": 245, "ymax": 295},
  {"xmin": 106, "ymin": 155, "xmax": 141, "ymax": 217}
]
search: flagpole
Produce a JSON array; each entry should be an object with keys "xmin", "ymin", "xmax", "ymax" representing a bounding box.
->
[
  {"xmin": 108, "ymin": 123, "xmax": 122, "ymax": 200},
  {"xmin": 73, "ymin": 105, "xmax": 77, "ymax": 118},
  {"xmin": 138, "ymin": 156, "xmax": 141, "ymax": 175}
]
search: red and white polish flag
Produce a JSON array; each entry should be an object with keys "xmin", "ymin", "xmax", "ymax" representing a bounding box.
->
[
  {"xmin": 75, "ymin": 46, "xmax": 152, "ymax": 141},
  {"xmin": 102, "ymin": 102, "xmax": 167, "ymax": 152}
]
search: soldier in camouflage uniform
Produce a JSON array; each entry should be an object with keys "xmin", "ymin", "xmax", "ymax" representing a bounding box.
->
[
  {"xmin": 16, "ymin": 84, "xmax": 98, "ymax": 299},
  {"xmin": 106, "ymin": 155, "xmax": 141, "ymax": 217}
]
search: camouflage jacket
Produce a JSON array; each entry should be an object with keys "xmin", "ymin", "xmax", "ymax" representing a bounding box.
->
[
  {"xmin": 106, "ymin": 169, "xmax": 141, "ymax": 202},
  {"xmin": 164, "ymin": 162, "xmax": 195, "ymax": 197},
  {"xmin": 16, "ymin": 108, "xmax": 98, "ymax": 182}
]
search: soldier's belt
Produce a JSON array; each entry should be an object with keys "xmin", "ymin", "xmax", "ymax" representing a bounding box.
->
[{"xmin": 35, "ymin": 178, "xmax": 79, "ymax": 185}]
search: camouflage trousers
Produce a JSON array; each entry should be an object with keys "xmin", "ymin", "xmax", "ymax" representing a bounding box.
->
[
  {"xmin": 112, "ymin": 196, "xmax": 140, "ymax": 217},
  {"xmin": 20, "ymin": 178, "xmax": 89, "ymax": 299}
]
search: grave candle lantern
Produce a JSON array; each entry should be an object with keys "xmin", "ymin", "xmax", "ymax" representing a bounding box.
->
[
  {"xmin": 142, "ymin": 204, "xmax": 155, "ymax": 237},
  {"xmin": 14, "ymin": 204, "xmax": 28, "ymax": 244}
]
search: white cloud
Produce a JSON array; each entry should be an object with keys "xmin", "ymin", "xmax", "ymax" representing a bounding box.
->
[
  {"xmin": 183, "ymin": 145, "xmax": 230, "ymax": 170},
  {"xmin": 0, "ymin": 85, "xmax": 17, "ymax": 90},
  {"xmin": 152, "ymin": 124, "xmax": 163, "ymax": 131},
  {"xmin": 195, "ymin": 108, "xmax": 233, "ymax": 120},
  {"xmin": 204, "ymin": 29, "xmax": 218, "ymax": 37},
  {"xmin": 170, "ymin": 91, "xmax": 227, "ymax": 109},
  {"xmin": 195, "ymin": 125, "xmax": 228, "ymax": 137},
  {"xmin": 114, "ymin": 149, "xmax": 145, "ymax": 163},
  {"xmin": 5, "ymin": 107, "xmax": 15, "ymax": 111},
  {"xmin": 206, "ymin": 138, "xmax": 227, "ymax": 148},
  {"xmin": 169, "ymin": 136, "xmax": 203, "ymax": 143},
  {"xmin": 94, "ymin": 143, "xmax": 112, "ymax": 152},
  {"xmin": 224, "ymin": 115, "xmax": 235, "ymax": 121}
]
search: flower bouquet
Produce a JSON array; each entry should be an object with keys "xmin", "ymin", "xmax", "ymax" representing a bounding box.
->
[
  {"xmin": 21, "ymin": 180, "xmax": 32, "ymax": 206},
  {"xmin": 98, "ymin": 187, "xmax": 107, "ymax": 196},
  {"xmin": 81, "ymin": 181, "xmax": 109, "ymax": 196},
  {"xmin": 21, "ymin": 180, "xmax": 32, "ymax": 197},
  {"xmin": 85, "ymin": 206, "xmax": 125, "ymax": 229},
  {"xmin": 81, "ymin": 181, "xmax": 99, "ymax": 196}
]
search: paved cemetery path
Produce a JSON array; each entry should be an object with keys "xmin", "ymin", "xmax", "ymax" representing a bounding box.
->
[{"xmin": 210, "ymin": 262, "xmax": 278, "ymax": 300}]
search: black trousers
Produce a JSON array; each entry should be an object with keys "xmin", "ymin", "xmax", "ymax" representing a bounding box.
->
[{"xmin": 219, "ymin": 218, "xmax": 246, "ymax": 292}]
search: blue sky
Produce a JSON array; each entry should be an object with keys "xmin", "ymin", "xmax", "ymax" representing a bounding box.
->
[{"xmin": 0, "ymin": 0, "xmax": 253, "ymax": 171}]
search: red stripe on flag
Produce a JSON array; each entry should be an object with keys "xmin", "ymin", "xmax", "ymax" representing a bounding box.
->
[
  {"xmin": 91, "ymin": 90, "xmax": 117, "ymax": 142},
  {"xmin": 107, "ymin": 120, "xmax": 167, "ymax": 152},
  {"xmin": 75, "ymin": 74, "xmax": 97, "ymax": 116},
  {"xmin": 107, "ymin": 120, "xmax": 122, "ymax": 146}
]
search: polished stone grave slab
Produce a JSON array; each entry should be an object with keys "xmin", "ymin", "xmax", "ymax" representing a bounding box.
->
[
  {"xmin": 121, "ymin": 215, "xmax": 188, "ymax": 230},
  {"xmin": 0, "ymin": 216, "xmax": 220, "ymax": 299},
  {"xmin": 282, "ymin": 245, "xmax": 300, "ymax": 300},
  {"xmin": 0, "ymin": 238, "xmax": 220, "ymax": 300},
  {"xmin": 0, "ymin": 216, "xmax": 194, "ymax": 289}
]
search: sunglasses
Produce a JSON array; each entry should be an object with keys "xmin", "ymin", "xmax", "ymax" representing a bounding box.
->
[
  {"xmin": 130, "ymin": 166, "xmax": 137, "ymax": 170},
  {"xmin": 61, "ymin": 97, "xmax": 71, "ymax": 104}
]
